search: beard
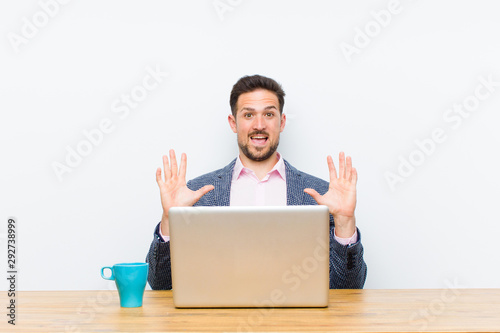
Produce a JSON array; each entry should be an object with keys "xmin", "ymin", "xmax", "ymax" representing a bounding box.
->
[{"xmin": 238, "ymin": 133, "xmax": 280, "ymax": 162}]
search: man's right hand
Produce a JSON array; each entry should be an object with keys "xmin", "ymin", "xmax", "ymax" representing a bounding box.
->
[{"xmin": 156, "ymin": 149, "xmax": 214, "ymax": 237}]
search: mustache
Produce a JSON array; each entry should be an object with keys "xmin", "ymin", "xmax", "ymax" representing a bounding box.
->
[{"xmin": 248, "ymin": 131, "xmax": 269, "ymax": 137}]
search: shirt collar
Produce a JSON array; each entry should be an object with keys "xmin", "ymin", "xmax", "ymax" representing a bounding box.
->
[{"xmin": 232, "ymin": 153, "xmax": 286, "ymax": 181}]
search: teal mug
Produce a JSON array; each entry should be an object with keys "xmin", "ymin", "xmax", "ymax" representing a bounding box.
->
[{"xmin": 101, "ymin": 263, "xmax": 149, "ymax": 307}]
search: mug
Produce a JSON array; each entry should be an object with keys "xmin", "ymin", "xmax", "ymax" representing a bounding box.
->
[{"xmin": 101, "ymin": 262, "xmax": 149, "ymax": 307}]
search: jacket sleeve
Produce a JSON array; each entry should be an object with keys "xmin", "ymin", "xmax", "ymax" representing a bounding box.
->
[
  {"xmin": 291, "ymin": 166, "xmax": 367, "ymax": 289},
  {"xmin": 329, "ymin": 218, "xmax": 367, "ymax": 289},
  {"xmin": 145, "ymin": 222, "xmax": 172, "ymax": 290}
]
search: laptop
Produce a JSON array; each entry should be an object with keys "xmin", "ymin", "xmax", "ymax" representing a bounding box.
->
[{"xmin": 169, "ymin": 205, "xmax": 330, "ymax": 308}]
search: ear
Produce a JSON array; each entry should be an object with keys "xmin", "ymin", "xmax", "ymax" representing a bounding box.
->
[
  {"xmin": 228, "ymin": 114, "xmax": 237, "ymax": 133},
  {"xmin": 280, "ymin": 113, "xmax": 286, "ymax": 133}
]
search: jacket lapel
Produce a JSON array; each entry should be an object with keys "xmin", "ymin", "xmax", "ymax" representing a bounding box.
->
[
  {"xmin": 213, "ymin": 158, "xmax": 236, "ymax": 206},
  {"xmin": 284, "ymin": 160, "xmax": 305, "ymax": 205}
]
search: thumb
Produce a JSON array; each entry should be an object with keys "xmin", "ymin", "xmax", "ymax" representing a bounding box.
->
[
  {"xmin": 194, "ymin": 185, "xmax": 214, "ymax": 201},
  {"xmin": 304, "ymin": 188, "xmax": 323, "ymax": 205}
]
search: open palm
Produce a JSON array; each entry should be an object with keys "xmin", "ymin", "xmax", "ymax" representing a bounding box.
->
[
  {"xmin": 304, "ymin": 152, "xmax": 357, "ymax": 219},
  {"xmin": 156, "ymin": 150, "xmax": 214, "ymax": 221}
]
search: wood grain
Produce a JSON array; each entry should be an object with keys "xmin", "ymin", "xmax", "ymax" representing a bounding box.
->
[{"xmin": 1, "ymin": 289, "xmax": 499, "ymax": 332}]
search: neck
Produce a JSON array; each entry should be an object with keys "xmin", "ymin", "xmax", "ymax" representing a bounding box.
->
[{"xmin": 239, "ymin": 152, "xmax": 279, "ymax": 180}]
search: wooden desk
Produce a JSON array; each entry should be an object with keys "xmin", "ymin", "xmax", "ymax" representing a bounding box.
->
[{"xmin": 2, "ymin": 289, "xmax": 500, "ymax": 332}]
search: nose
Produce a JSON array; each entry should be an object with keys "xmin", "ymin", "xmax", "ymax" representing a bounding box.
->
[{"xmin": 253, "ymin": 114, "xmax": 266, "ymax": 130}]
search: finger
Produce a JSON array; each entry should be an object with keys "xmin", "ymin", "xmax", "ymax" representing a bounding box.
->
[
  {"xmin": 179, "ymin": 153, "xmax": 187, "ymax": 181},
  {"xmin": 346, "ymin": 155, "xmax": 353, "ymax": 181},
  {"xmin": 163, "ymin": 155, "xmax": 171, "ymax": 180},
  {"xmin": 338, "ymin": 152, "xmax": 345, "ymax": 179},
  {"xmin": 170, "ymin": 149, "xmax": 178, "ymax": 178},
  {"xmin": 352, "ymin": 167, "xmax": 358, "ymax": 185},
  {"xmin": 304, "ymin": 188, "xmax": 323, "ymax": 205},
  {"xmin": 327, "ymin": 155, "xmax": 338, "ymax": 181},
  {"xmin": 156, "ymin": 167, "xmax": 162, "ymax": 184}
]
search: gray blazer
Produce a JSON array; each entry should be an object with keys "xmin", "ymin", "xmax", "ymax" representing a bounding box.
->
[{"xmin": 146, "ymin": 159, "xmax": 367, "ymax": 289}]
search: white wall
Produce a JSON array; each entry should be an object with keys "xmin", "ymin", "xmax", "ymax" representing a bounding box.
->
[{"xmin": 1, "ymin": 0, "xmax": 499, "ymax": 291}]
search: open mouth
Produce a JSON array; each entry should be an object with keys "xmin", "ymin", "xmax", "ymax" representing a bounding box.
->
[{"xmin": 250, "ymin": 134, "xmax": 268, "ymax": 146}]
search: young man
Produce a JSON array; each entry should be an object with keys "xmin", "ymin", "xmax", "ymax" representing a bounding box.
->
[{"xmin": 146, "ymin": 75, "xmax": 367, "ymax": 289}]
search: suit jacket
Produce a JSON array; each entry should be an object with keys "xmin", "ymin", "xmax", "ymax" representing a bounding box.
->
[{"xmin": 146, "ymin": 159, "xmax": 367, "ymax": 289}]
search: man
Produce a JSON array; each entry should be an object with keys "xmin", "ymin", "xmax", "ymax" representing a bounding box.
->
[{"xmin": 146, "ymin": 75, "xmax": 367, "ymax": 289}]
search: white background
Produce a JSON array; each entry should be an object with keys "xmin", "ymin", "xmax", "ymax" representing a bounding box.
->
[{"xmin": 1, "ymin": 0, "xmax": 499, "ymax": 291}]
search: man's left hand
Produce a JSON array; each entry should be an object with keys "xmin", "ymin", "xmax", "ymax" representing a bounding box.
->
[{"xmin": 304, "ymin": 152, "xmax": 357, "ymax": 238}]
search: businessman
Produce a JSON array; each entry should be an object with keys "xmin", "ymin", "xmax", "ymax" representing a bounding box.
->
[{"xmin": 146, "ymin": 74, "xmax": 367, "ymax": 289}]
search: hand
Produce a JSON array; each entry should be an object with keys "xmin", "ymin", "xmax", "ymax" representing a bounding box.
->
[
  {"xmin": 304, "ymin": 152, "xmax": 357, "ymax": 237},
  {"xmin": 156, "ymin": 150, "xmax": 214, "ymax": 236}
]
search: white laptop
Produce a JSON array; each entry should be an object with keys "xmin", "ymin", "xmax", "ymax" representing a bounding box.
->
[{"xmin": 169, "ymin": 205, "xmax": 330, "ymax": 308}]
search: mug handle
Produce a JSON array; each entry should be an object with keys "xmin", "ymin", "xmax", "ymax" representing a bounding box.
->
[{"xmin": 101, "ymin": 266, "xmax": 115, "ymax": 280}]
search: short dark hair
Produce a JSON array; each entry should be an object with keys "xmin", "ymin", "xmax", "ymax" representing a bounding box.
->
[{"xmin": 229, "ymin": 75, "xmax": 285, "ymax": 117}]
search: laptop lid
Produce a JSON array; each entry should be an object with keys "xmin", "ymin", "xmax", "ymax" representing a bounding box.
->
[{"xmin": 169, "ymin": 205, "xmax": 330, "ymax": 308}]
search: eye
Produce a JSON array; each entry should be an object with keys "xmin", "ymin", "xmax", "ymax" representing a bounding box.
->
[
  {"xmin": 244, "ymin": 113, "xmax": 253, "ymax": 118},
  {"xmin": 266, "ymin": 112, "xmax": 274, "ymax": 117}
]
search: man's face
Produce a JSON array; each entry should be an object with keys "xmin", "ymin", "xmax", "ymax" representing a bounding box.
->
[{"xmin": 228, "ymin": 89, "xmax": 286, "ymax": 162}]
